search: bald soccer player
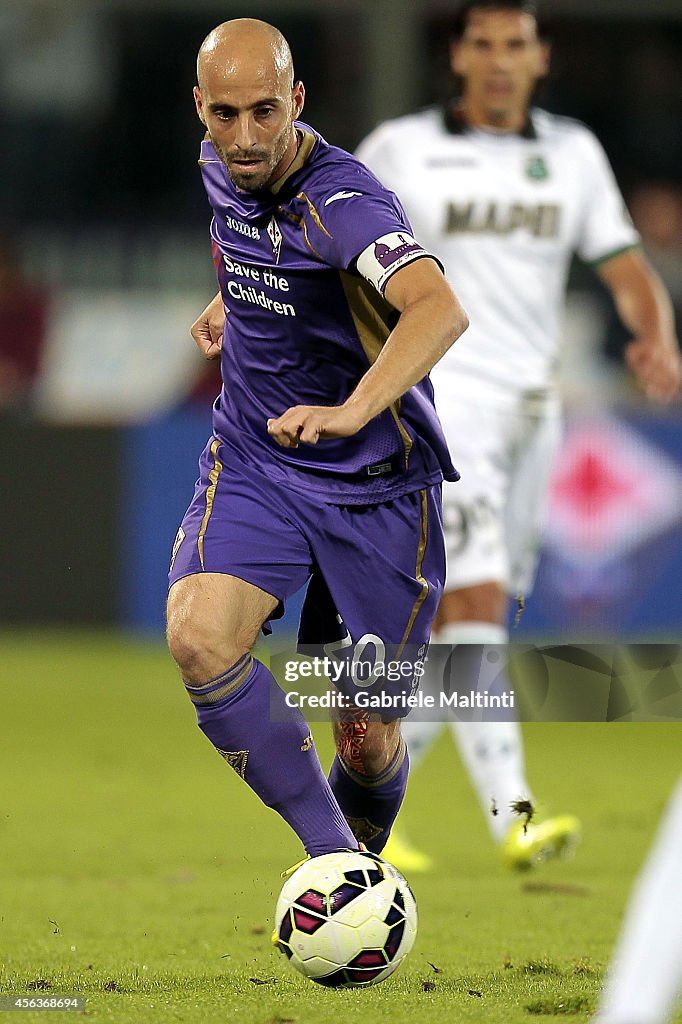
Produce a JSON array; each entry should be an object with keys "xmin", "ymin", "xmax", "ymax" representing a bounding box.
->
[{"xmin": 166, "ymin": 20, "xmax": 469, "ymax": 862}]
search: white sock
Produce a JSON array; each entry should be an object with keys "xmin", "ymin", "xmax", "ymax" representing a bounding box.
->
[
  {"xmin": 400, "ymin": 633, "xmax": 449, "ymax": 771},
  {"xmin": 595, "ymin": 775, "xmax": 682, "ymax": 1024},
  {"xmin": 440, "ymin": 621, "xmax": 533, "ymax": 843}
]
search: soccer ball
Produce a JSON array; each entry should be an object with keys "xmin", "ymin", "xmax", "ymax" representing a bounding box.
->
[{"xmin": 273, "ymin": 849, "xmax": 417, "ymax": 987}]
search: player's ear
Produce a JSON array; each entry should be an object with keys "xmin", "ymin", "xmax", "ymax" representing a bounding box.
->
[
  {"xmin": 537, "ymin": 41, "xmax": 551, "ymax": 77},
  {"xmin": 450, "ymin": 40, "xmax": 465, "ymax": 77},
  {"xmin": 292, "ymin": 80, "xmax": 305, "ymax": 120},
  {"xmin": 193, "ymin": 86, "xmax": 206, "ymax": 125}
]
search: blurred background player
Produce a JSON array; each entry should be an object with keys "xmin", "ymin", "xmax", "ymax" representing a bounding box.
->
[
  {"xmin": 591, "ymin": 774, "xmax": 682, "ymax": 1024},
  {"xmin": 357, "ymin": 0, "xmax": 682, "ymax": 872},
  {"xmin": 167, "ymin": 20, "xmax": 468, "ymax": 866},
  {"xmin": 0, "ymin": 232, "xmax": 49, "ymax": 415},
  {"xmin": 603, "ymin": 180, "xmax": 682, "ymax": 379}
]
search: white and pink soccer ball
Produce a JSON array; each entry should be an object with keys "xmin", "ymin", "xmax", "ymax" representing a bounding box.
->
[{"xmin": 273, "ymin": 849, "xmax": 417, "ymax": 988}]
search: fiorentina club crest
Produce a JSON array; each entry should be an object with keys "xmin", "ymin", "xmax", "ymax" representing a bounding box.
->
[
  {"xmin": 267, "ymin": 216, "xmax": 283, "ymax": 263},
  {"xmin": 546, "ymin": 416, "xmax": 682, "ymax": 567},
  {"xmin": 217, "ymin": 748, "xmax": 249, "ymax": 779}
]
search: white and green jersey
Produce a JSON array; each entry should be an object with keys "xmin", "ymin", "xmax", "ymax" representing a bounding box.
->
[{"xmin": 356, "ymin": 106, "xmax": 639, "ymax": 394}]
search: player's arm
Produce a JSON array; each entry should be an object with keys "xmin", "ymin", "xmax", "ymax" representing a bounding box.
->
[
  {"xmin": 345, "ymin": 258, "xmax": 467, "ymax": 424},
  {"xmin": 191, "ymin": 291, "xmax": 225, "ymax": 360},
  {"xmin": 267, "ymin": 258, "xmax": 468, "ymax": 447},
  {"xmin": 597, "ymin": 249, "xmax": 681, "ymax": 403}
]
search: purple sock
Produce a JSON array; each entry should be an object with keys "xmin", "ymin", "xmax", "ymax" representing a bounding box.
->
[
  {"xmin": 328, "ymin": 738, "xmax": 409, "ymax": 854},
  {"xmin": 185, "ymin": 656, "xmax": 356, "ymax": 857}
]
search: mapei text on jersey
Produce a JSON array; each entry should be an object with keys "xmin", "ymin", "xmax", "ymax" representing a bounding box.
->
[{"xmin": 445, "ymin": 201, "xmax": 560, "ymax": 238}]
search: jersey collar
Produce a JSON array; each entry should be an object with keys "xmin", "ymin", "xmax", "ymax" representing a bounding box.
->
[
  {"xmin": 269, "ymin": 128, "xmax": 318, "ymax": 196},
  {"xmin": 442, "ymin": 103, "xmax": 537, "ymax": 140}
]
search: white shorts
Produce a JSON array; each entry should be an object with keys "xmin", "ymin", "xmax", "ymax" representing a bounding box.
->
[{"xmin": 437, "ymin": 381, "xmax": 562, "ymax": 595}]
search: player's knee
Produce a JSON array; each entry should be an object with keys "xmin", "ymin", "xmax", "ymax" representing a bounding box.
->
[
  {"xmin": 336, "ymin": 718, "xmax": 399, "ymax": 776},
  {"xmin": 356, "ymin": 730, "xmax": 392, "ymax": 775},
  {"xmin": 166, "ymin": 598, "xmax": 247, "ymax": 683}
]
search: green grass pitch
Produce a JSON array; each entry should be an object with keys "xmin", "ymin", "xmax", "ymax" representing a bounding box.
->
[{"xmin": 1, "ymin": 630, "xmax": 680, "ymax": 1024}]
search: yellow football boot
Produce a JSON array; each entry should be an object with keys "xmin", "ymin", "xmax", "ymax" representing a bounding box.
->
[{"xmin": 501, "ymin": 814, "xmax": 582, "ymax": 871}]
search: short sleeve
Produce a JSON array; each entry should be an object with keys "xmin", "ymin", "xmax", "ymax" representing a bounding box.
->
[
  {"xmin": 574, "ymin": 129, "xmax": 640, "ymax": 266},
  {"xmin": 299, "ymin": 162, "xmax": 440, "ymax": 293}
]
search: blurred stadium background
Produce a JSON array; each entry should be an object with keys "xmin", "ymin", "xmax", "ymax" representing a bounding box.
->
[
  {"xmin": 1, "ymin": 0, "xmax": 682, "ymax": 640},
  {"xmin": 1, "ymin": 8, "xmax": 681, "ymax": 1018}
]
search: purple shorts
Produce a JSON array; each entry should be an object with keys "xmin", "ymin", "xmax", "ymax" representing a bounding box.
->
[{"xmin": 169, "ymin": 437, "xmax": 446, "ymax": 713}]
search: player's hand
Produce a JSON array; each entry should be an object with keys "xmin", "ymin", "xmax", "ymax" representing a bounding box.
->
[
  {"xmin": 266, "ymin": 404, "xmax": 366, "ymax": 448},
  {"xmin": 191, "ymin": 292, "xmax": 226, "ymax": 361},
  {"xmin": 625, "ymin": 335, "xmax": 682, "ymax": 403}
]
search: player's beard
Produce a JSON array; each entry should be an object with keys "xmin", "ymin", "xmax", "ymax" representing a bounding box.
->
[
  {"xmin": 480, "ymin": 78, "xmax": 531, "ymax": 129},
  {"xmin": 485, "ymin": 104, "xmax": 513, "ymax": 127},
  {"xmin": 213, "ymin": 124, "xmax": 293, "ymax": 192}
]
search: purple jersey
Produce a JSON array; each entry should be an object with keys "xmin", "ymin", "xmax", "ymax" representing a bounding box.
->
[{"xmin": 200, "ymin": 121, "xmax": 458, "ymax": 504}]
